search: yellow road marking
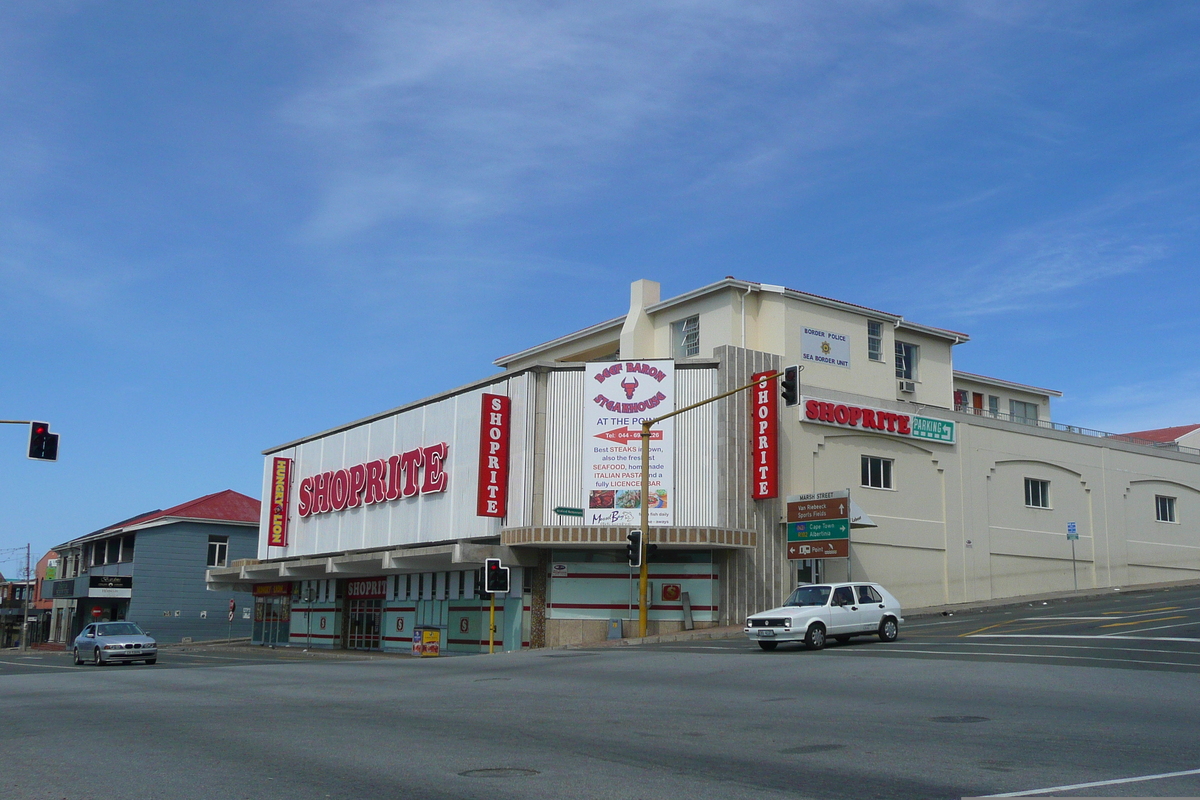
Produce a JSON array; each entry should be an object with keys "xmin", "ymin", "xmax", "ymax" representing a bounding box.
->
[
  {"xmin": 1102, "ymin": 606, "xmax": 1179, "ymax": 615},
  {"xmin": 1099, "ymin": 615, "xmax": 1186, "ymax": 628},
  {"xmin": 960, "ymin": 620, "xmax": 1015, "ymax": 637}
]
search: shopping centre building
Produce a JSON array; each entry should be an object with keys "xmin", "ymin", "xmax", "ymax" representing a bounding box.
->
[{"xmin": 206, "ymin": 278, "xmax": 1200, "ymax": 652}]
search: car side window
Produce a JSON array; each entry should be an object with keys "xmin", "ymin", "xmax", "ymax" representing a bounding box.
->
[
  {"xmin": 832, "ymin": 587, "xmax": 855, "ymax": 606},
  {"xmin": 83, "ymin": 626, "xmax": 94, "ymax": 637},
  {"xmin": 858, "ymin": 586, "xmax": 882, "ymax": 604}
]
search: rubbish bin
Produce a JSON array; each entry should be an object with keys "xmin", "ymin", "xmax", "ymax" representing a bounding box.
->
[{"xmin": 412, "ymin": 626, "xmax": 441, "ymax": 657}]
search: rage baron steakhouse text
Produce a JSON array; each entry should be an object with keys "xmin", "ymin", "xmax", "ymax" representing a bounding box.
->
[{"xmin": 297, "ymin": 443, "xmax": 448, "ymax": 517}]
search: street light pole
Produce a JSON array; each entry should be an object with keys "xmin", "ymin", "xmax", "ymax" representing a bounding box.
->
[{"xmin": 637, "ymin": 369, "xmax": 785, "ymax": 637}]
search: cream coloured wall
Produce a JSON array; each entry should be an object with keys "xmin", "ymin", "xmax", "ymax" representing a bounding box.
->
[{"xmin": 953, "ymin": 376, "xmax": 1052, "ymax": 422}]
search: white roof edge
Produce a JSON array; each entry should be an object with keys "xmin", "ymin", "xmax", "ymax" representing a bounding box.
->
[
  {"xmin": 895, "ymin": 320, "xmax": 970, "ymax": 344},
  {"xmin": 493, "ymin": 314, "xmax": 625, "ymax": 367},
  {"xmin": 953, "ymin": 370, "xmax": 1063, "ymax": 397}
]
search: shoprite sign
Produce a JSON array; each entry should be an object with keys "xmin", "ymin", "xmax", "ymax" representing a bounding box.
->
[{"xmin": 800, "ymin": 396, "xmax": 955, "ymax": 444}]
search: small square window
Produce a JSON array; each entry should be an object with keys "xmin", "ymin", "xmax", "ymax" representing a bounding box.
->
[
  {"xmin": 867, "ymin": 321, "xmax": 883, "ymax": 362},
  {"xmin": 672, "ymin": 315, "xmax": 700, "ymax": 359},
  {"xmin": 1025, "ymin": 478, "xmax": 1050, "ymax": 509},
  {"xmin": 861, "ymin": 456, "xmax": 893, "ymax": 489},
  {"xmin": 894, "ymin": 341, "xmax": 917, "ymax": 380},
  {"xmin": 1156, "ymin": 495, "xmax": 1176, "ymax": 523},
  {"xmin": 207, "ymin": 536, "xmax": 229, "ymax": 568}
]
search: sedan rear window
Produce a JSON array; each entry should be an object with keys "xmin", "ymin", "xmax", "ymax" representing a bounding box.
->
[
  {"xmin": 96, "ymin": 623, "xmax": 144, "ymax": 636},
  {"xmin": 783, "ymin": 585, "xmax": 831, "ymax": 607}
]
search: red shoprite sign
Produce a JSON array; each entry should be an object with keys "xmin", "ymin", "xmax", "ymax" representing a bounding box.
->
[
  {"xmin": 477, "ymin": 393, "xmax": 511, "ymax": 517},
  {"xmin": 346, "ymin": 577, "xmax": 388, "ymax": 600},
  {"xmin": 750, "ymin": 371, "xmax": 778, "ymax": 499},
  {"xmin": 804, "ymin": 398, "xmax": 910, "ymax": 434},
  {"xmin": 297, "ymin": 443, "xmax": 448, "ymax": 517},
  {"xmin": 268, "ymin": 457, "xmax": 292, "ymax": 547}
]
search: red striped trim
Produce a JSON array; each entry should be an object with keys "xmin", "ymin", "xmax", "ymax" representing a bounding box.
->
[
  {"xmin": 288, "ymin": 633, "xmax": 339, "ymax": 639},
  {"xmin": 552, "ymin": 572, "xmax": 717, "ymax": 580},
  {"xmin": 293, "ymin": 607, "xmax": 343, "ymax": 614},
  {"xmin": 384, "ymin": 607, "xmax": 416, "ymax": 612}
]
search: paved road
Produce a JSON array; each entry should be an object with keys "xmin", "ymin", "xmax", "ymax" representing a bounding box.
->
[{"xmin": 2, "ymin": 584, "xmax": 1199, "ymax": 800}]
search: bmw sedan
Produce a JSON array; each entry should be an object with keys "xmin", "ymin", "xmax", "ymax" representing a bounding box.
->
[
  {"xmin": 744, "ymin": 582, "xmax": 903, "ymax": 651},
  {"xmin": 72, "ymin": 622, "xmax": 158, "ymax": 665}
]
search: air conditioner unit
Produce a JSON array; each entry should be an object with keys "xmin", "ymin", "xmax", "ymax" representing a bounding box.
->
[{"xmin": 898, "ymin": 380, "xmax": 916, "ymax": 393}]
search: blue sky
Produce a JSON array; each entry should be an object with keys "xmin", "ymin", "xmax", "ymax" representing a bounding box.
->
[{"xmin": 2, "ymin": 2, "xmax": 1198, "ymax": 565}]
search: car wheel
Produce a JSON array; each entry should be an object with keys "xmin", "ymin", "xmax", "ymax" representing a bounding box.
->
[
  {"xmin": 804, "ymin": 623, "xmax": 826, "ymax": 650},
  {"xmin": 757, "ymin": 641, "xmax": 778, "ymax": 651},
  {"xmin": 72, "ymin": 647, "xmax": 83, "ymax": 665},
  {"xmin": 145, "ymin": 658, "xmax": 157, "ymax": 665},
  {"xmin": 93, "ymin": 647, "xmax": 103, "ymax": 666},
  {"xmin": 878, "ymin": 617, "xmax": 899, "ymax": 642},
  {"xmin": 835, "ymin": 635, "xmax": 851, "ymax": 644}
]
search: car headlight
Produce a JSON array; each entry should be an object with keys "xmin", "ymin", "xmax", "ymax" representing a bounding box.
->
[
  {"xmin": 145, "ymin": 643, "xmax": 156, "ymax": 649},
  {"xmin": 784, "ymin": 619, "xmax": 791, "ymax": 628},
  {"xmin": 103, "ymin": 644, "xmax": 124, "ymax": 650}
]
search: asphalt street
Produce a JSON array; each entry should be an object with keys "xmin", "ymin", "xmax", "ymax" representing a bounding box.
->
[{"xmin": 2, "ymin": 583, "xmax": 1199, "ymax": 800}]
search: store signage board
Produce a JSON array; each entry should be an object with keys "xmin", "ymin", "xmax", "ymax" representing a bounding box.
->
[
  {"xmin": 88, "ymin": 575, "xmax": 132, "ymax": 598},
  {"xmin": 787, "ymin": 539, "xmax": 849, "ymax": 559},
  {"xmin": 345, "ymin": 577, "xmax": 388, "ymax": 600},
  {"xmin": 800, "ymin": 396, "xmax": 955, "ymax": 445},
  {"xmin": 583, "ymin": 360, "xmax": 675, "ymax": 527},
  {"xmin": 268, "ymin": 457, "xmax": 292, "ymax": 547},
  {"xmin": 477, "ymin": 393, "xmax": 511, "ymax": 518},
  {"xmin": 750, "ymin": 371, "xmax": 779, "ymax": 499},
  {"xmin": 297, "ymin": 442, "xmax": 449, "ymax": 518},
  {"xmin": 788, "ymin": 519, "xmax": 850, "ymax": 541}
]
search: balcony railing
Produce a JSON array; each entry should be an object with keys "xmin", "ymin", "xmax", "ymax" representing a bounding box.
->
[{"xmin": 952, "ymin": 404, "xmax": 1200, "ymax": 457}]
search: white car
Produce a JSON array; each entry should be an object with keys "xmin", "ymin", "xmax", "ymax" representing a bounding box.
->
[{"xmin": 744, "ymin": 582, "xmax": 903, "ymax": 651}]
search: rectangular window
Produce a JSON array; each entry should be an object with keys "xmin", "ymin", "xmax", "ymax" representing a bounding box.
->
[
  {"xmin": 1010, "ymin": 400, "xmax": 1039, "ymax": 424},
  {"xmin": 1024, "ymin": 478, "xmax": 1050, "ymax": 509},
  {"xmin": 954, "ymin": 390, "xmax": 968, "ymax": 409},
  {"xmin": 861, "ymin": 456, "xmax": 893, "ymax": 489},
  {"xmin": 207, "ymin": 535, "xmax": 229, "ymax": 568},
  {"xmin": 91, "ymin": 542, "xmax": 104, "ymax": 567},
  {"xmin": 106, "ymin": 539, "xmax": 121, "ymax": 564},
  {"xmin": 672, "ymin": 315, "xmax": 700, "ymax": 359},
  {"xmin": 119, "ymin": 535, "xmax": 135, "ymax": 563},
  {"xmin": 988, "ymin": 395, "xmax": 1000, "ymax": 417},
  {"xmin": 867, "ymin": 321, "xmax": 883, "ymax": 362},
  {"xmin": 1156, "ymin": 495, "xmax": 1176, "ymax": 523},
  {"xmin": 894, "ymin": 341, "xmax": 917, "ymax": 380}
]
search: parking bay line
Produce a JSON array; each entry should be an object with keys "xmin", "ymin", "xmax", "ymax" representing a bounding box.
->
[
  {"xmin": 831, "ymin": 646, "xmax": 1200, "ymax": 670},
  {"xmin": 966, "ymin": 633, "xmax": 1200, "ymax": 644},
  {"xmin": 977, "ymin": 765, "xmax": 1200, "ymax": 797}
]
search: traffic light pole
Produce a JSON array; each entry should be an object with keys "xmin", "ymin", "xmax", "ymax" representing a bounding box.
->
[
  {"xmin": 488, "ymin": 593, "xmax": 496, "ymax": 654},
  {"xmin": 637, "ymin": 370, "xmax": 783, "ymax": 637}
]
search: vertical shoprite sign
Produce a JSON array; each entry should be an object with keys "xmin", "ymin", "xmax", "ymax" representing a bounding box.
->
[
  {"xmin": 477, "ymin": 393, "xmax": 511, "ymax": 517},
  {"xmin": 583, "ymin": 360, "xmax": 675, "ymax": 526},
  {"xmin": 750, "ymin": 371, "xmax": 778, "ymax": 499},
  {"xmin": 268, "ymin": 457, "xmax": 292, "ymax": 547}
]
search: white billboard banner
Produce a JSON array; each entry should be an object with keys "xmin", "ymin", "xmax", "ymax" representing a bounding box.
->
[
  {"xmin": 802, "ymin": 327, "xmax": 851, "ymax": 369},
  {"xmin": 583, "ymin": 359, "xmax": 675, "ymax": 527}
]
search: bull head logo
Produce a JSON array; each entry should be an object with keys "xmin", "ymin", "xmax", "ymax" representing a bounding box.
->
[{"xmin": 620, "ymin": 377, "xmax": 639, "ymax": 399}]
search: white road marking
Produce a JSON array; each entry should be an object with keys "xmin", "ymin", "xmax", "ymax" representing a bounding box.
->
[
  {"xmin": 968, "ymin": 633, "xmax": 1200, "ymax": 643},
  {"xmin": 1101, "ymin": 619, "xmax": 1200, "ymax": 636},
  {"xmin": 980, "ymin": 765, "xmax": 1200, "ymax": 797},
  {"xmin": 834, "ymin": 647, "xmax": 1200, "ymax": 669}
]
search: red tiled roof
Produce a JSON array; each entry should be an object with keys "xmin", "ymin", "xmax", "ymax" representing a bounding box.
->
[
  {"xmin": 1120, "ymin": 424, "xmax": 1200, "ymax": 444},
  {"xmin": 105, "ymin": 489, "xmax": 260, "ymax": 531}
]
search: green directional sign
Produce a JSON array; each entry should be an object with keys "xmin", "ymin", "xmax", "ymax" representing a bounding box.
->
[
  {"xmin": 787, "ymin": 519, "xmax": 849, "ymax": 541},
  {"xmin": 910, "ymin": 416, "xmax": 955, "ymax": 444},
  {"xmin": 553, "ymin": 506, "xmax": 584, "ymax": 517}
]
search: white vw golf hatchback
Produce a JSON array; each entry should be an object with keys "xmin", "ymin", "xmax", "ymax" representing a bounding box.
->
[{"xmin": 744, "ymin": 582, "xmax": 903, "ymax": 651}]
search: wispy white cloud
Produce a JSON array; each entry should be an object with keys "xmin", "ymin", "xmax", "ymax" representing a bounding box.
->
[{"xmin": 1068, "ymin": 370, "xmax": 1200, "ymax": 432}]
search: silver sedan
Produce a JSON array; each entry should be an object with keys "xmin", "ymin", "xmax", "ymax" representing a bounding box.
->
[{"xmin": 72, "ymin": 621, "xmax": 158, "ymax": 665}]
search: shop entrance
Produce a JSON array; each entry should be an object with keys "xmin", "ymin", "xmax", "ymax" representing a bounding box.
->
[
  {"xmin": 345, "ymin": 599, "xmax": 382, "ymax": 650},
  {"xmin": 254, "ymin": 596, "xmax": 290, "ymax": 645}
]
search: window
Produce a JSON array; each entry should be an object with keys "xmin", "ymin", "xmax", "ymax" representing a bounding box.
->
[
  {"xmin": 207, "ymin": 535, "xmax": 229, "ymax": 568},
  {"xmin": 857, "ymin": 585, "xmax": 883, "ymax": 604},
  {"xmin": 106, "ymin": 538, "xmax": 121, "ymax": 564},
  {"xmin": 1156, "ymin": 495, "xmax": 1177, "ymax": 523},
  {"xmin": 120, "ymin": 535, "xmax": 135, "ymax": 563},
  {"xmin": 861, "ymin": 456, "xmax": 893, "ymax": 489},
  {"xmin": 91, "ymin": 542, "xmax": 104, "ymax": 567},
  {"xmin": 1010, "ymin": 400, "xmax": 1039, "ymax": 424},
  {"xmin": 894, "ymin": 341, "xmax": 917, "ymax": 380},
  {"xmin": 867, "ymin": 321, "xmax": 884, "ymax": 362},
  {"xmin": 988, "ymin": 395, "xmax": 1000, "ymax": 417},
  {"xmin": 1024, "ymin": 478, "xmax": 1050, "ymax": 509},
  {"xmin": 672, "ymin": 315, "xmax": 700, "ymax": 359},
  {"xmin": 954, "ymin": 390, "xmax": 968, "ymax": 409}
]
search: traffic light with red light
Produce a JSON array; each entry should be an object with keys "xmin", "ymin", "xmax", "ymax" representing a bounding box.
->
[
  {"xmin": 27, "ymin": 422, "xmax": 59, "ymax": 461},
  {"xmin": 483, "ymin": 558, "xmax": 510, "ymax": 594},
  {"xmin": 780, "ymin": 366, "xmax": 800, "ymax": 407}
]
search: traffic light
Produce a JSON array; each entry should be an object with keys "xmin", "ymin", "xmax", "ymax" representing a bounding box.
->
[
  {"xmin": 646, "ymin": 544, "xmax": 658, "ymax": 561},
  {"xmin": 27, "ymin": 422, "xmax": 59, "ymax": 461},
  {"xmin": 483, "ymin": 558, "xmax": 510, "ymax": 594},
  {"xmin": 780, "ymin": 365, "xmax": 800, "ymax": 407},
  {"xmin": 626, "ymin": 530, "xmax": 643, "ymax": 568}
]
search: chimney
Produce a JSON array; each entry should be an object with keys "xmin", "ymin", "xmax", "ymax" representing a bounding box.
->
[{"xmin": 619, "ymin": 279, "xmax": 660, "ymax": 360}]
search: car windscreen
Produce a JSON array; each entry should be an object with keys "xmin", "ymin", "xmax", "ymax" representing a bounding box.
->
[
  {"xmin": 96, "ymin": 623, "xmax": 143, "ymax": 636},
  {"xmin": 783, "ymin": 585, "xmax": 831, "ymax": 607}
]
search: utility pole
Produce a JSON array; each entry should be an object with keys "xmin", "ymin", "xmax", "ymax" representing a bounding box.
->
[
  {"xmin": 20, "ymin": 544, "xmax": 31, "ymax": 653},
  {"xmin": 637, "ymin": 370, "xmax": 784, "ymax": 637}
]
